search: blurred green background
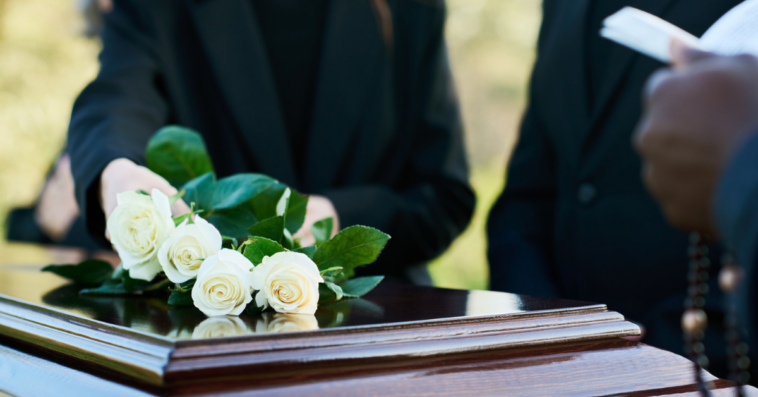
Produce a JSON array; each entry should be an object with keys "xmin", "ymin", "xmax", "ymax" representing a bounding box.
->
[{"xmin": 0, "ymin": 0, "xmax": 542, "ymax": 291}]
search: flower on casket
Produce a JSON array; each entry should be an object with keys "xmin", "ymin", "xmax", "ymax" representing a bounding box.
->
[
  {"xmin": 107, "ymin": 189, "xmax": 175, "ymax": 281},
  {"xmin": 159, "ymin": 216, "xmax": 222, "ymax": 283},
  {"xmin": 251, "ymin": 252, "xmax": 324, "ymax": 315},
  {"xmin": 192, "ymin": 249, "xmax": 254, "ymax": 317}
]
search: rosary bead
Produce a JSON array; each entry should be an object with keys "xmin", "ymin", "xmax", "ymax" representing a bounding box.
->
[
  {"xmin": 737, "ymin": 342, "xmax": 750, "ymax": 356},
  {"xmin": 682, "ymin": 309, "xmax": 708, "ymax": 333},
  {"xmin": 700, "ymin": 257, "xmax": 711, "ymax": 268},
  {"xmin": 719, "ymin": 265, "xmax": 742, "ymax": 292},
  {"xmin": 739, "ymin": 357, "xmax": 751, "ymax": 370}
]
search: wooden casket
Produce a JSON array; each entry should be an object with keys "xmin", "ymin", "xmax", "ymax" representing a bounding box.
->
[{"xmin": 0, "ymin": 246, "xmax": 754, "ymax": 396}]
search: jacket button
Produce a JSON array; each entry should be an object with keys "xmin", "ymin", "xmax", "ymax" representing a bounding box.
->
[{"xmin": 577, "ymin": 183, "xmax": 597, "ymax": 205}]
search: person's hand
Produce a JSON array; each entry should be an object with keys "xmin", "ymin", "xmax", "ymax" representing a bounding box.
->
[
  {"xmin": 97, "ymin": 0, "xmax": 112, "ymax": 12},
  {"xmin": 293, "ymin": 195, "xmax": 340, "ymax": 247},
  {"xmin": 634, "ymin": 44, "xmax": 758, "ymax": 235},
  {"xmin": 34, "ymin": 155, "xmax": 79, "ymax": 241},
  {"xmin": 100, "ymin": 158, "xmax": 191, "ymax": 240}
]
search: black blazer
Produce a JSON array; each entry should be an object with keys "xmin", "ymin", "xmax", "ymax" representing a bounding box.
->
[
  {"xmin": 67, "ymin": 0, "xmax": 474, "ymax": 283},
  {"xmin": 487, "ymin": 0, "xmax": 742, "ymax": 364}
]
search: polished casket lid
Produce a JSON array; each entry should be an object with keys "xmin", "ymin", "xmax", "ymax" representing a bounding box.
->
[{"xmin": 0, "ymin": 255, "xmax": 639, "ymax": 389}]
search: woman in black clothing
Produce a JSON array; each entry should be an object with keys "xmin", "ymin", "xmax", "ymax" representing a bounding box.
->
[{"xmin": 67, "ymin": 0, "xmax": 474, "ymax": 284}]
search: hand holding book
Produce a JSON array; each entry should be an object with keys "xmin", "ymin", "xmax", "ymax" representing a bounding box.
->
[{"xmin": 602, "ymin": 0, "xmax": 758, "ymax": 63}]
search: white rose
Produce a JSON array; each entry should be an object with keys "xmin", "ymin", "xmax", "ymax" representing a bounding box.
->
[
  {"xmin": 107, "ymin": 189, "xmax": 175, "ymax": 281},
  {"xmin": 255, "ymin": 313, "xmax": 319, "ymax": 334},
  {"xmin": 251, "ymin": 252, "xmax": 324, "ymax": 315},
  {"xmin": 158, "ymin": 216, "xmax": 222, "ymax": 283},
  {"xmin": 192, "ymin": 316, "xmax": 250, "ymax": 339},
  {"xmin": 192, "ymin": 249, "xmax": 254, "ymax": 317}
]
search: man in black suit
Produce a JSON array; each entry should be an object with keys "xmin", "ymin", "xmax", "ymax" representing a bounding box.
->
[
  {"xmin": 636, "ymin": 46, "xmax": 758, "ymax": 384},
  {"xmin": 67, "ymin": 0, "xmax": 474, "ymax": 284},
  {"xmin": 487, "ymin": 0, "xmax": 742, "ymax": 373}
]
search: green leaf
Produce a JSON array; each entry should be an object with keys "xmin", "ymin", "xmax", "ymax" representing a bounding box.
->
[
  {"xmin": 169, "ymin": 189, "xmax": 186, "ymax": 205},
  {"xmin": 210, "ymin": 174, "xmax": 275, "ymax": 210},
  {"xmin": 311, "ymin": 218, "xmax": 333, "ymax": 245},
  {"xmin": 325, "ymin": 281, "xmax": 344, "ymax": 301},
  {"xmin": 319, "ymin": 266, "xmax": 344, "ymax": 278},
  {"xmin": 146, "ymin": 126, "xmax": 214, "ymax": 187},
  {"xmin": 123, "ymin": 272, "xmax": 151, "ymax": 293},
  {"xmin": 168, "ymin": 291, "xmax": 194, "ymax": 306},
  {"xmin": 281, "ymin": 228, "xmax": 295, "ymax": 250},
  {"xmin": 80, "ymin": 281, "xmax": 128, "ymax": 295},
  {"xmin": 206, "ymin": 207, "xmax": 258, "ymax": 238},
  {"xmin": 318, "ymin": 283, "xmax": 337, "ymax": 303},
  {"xmin": 243, "ymin": 237, "xmax": 285, "ymax": 266},
  {"xmin": 248, "ymin": 183, "xmax": 288, "ymax": 221},
  {"xmin": 42, "ymin": 260, "xmax": 113, "ymax": 285},
  {"xmin": 181, "ymin": 172, "xmax": 215, "ymax": 210},
  {"xmin": 247, "ymin": 216, "xmax": 285, "ymax": 242},
  {"xmin": 293, "ymin": 245, "xmax": 316, "ymax": 259},
  {"xmin": 339, "ymin": 276, "xmax": 384, "ymax": 298},
  {"xmin": 247, "ymin": 293, "xmax": 265, "ymax": 314},
  {"xmin": 80, "ymin": 264, "xmax": 128, "ymax": 295},
  {"xmin": 312, "ymin": 226, "xmax": 391, "ymax": 271},
  {"xmin": 285, "ymin": 191, "xmax": 309, "ymax": 235},
  {"xmin": 173, "ymin": 213, "xmax": 192, "ymax": 227},
  {"xmin": 178, "ymin": 279, "xmax": 196, "ymax": 291}
]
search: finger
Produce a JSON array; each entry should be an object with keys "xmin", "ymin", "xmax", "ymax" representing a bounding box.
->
[
  {"xmin": 171, "ymin": 198, "xmax": 192, "ymax": 216},
  {"xmin": 644, "ymin": 68, "xmax": 674, "ymax": 99},
  {"xmin": 632, "ymin": 115, "xmax": 653, "ymax": 153},
  {"xmin": 299, "ymin": 235, "xmax": 316, "ymax": 247},
  {"xmin": 98, "ymin": 0, "xmax": 113, "ymax": 12},
  {"xmin": 670, "ymin": 39, "xmax": 716, "ymax": 68}
]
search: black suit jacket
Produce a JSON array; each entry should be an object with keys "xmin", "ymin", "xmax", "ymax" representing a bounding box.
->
[
  {"xmin": 487, "ymin": 0, "xmax": 742, "ymax": 363},
  {"xmin": 67, "ymin": 0, "xmax": 474, "ymax": 283},
  {"xmin": 716, "ymin": 130, "xmax": 758, "ymax": 382}
]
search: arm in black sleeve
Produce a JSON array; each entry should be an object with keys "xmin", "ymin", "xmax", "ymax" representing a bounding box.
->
[
  {"xmin": 714, "ymin": 130, "xmax": 758, "ymax": 355},
  {"xmin": 67, "ymin": 1, "xmax": 169, "ymax": 246},
  {"xmin": 486, "ymin": 102, "xmax": 558, "ymax": 297},
  {"xmin": 323, "ymin": 7, "xmax": 475, "ymax": 271}
]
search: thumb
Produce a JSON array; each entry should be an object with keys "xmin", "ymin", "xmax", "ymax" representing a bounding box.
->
[
  {"xmin": 670, "ymin": 39, "xmax": 715, "ymax": 68},
  {"xmin": 171, "ymin": 198, "xmax": 192, "ymax": 216}
]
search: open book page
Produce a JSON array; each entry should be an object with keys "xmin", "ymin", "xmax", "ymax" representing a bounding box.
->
[
  {"xmin": 601, "ymin": 0, "xmax": 758, "ymax": 63},
  {"xmin": 701, "ymin": 0, "xmax": 758, "ymax": 56},
  {"xmin": 600, "ymin": 7, "xmax": 700, "ymax": 63}
]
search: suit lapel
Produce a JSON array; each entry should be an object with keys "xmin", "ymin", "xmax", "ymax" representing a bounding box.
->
[
  {"xmin": 188, "ymin": 0, "xmax": 297, "ymax": 185},
  {"xmin": 303, "ymin": 0, "xmax": 385, "ymax": 191},
  {"xmin": 580, "ymin": 0, "xmax": 681, "ymax": 150},
  {"xmin": 536, "ymin": 0, "xmax": 591, "ymax": 168}
]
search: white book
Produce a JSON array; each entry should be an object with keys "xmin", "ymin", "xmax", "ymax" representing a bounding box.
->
[{"xmin": 601, "ymin": 0, "xmax": 758, "ymax": 63}]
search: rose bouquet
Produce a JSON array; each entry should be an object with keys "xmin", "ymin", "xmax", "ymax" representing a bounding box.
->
[{"xmin": 43, "ymin": 126, "xmax": 390, "ymax": 318}]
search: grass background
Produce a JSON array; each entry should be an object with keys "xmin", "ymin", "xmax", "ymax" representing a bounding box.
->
[{"xmin": 0, "ymin": 0, "xmax": 543, "ymax": 291}]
